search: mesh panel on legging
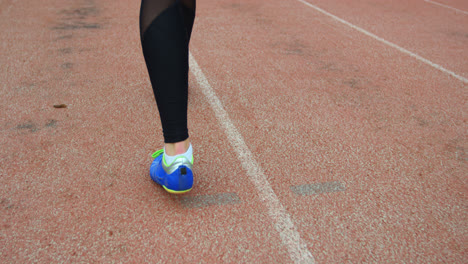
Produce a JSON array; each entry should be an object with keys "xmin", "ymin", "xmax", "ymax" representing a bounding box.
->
[{"xmin": 140, "ymin": 0, "xmax": 196, "ymax": 143}]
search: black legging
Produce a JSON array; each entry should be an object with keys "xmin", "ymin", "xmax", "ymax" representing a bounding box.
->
[{"xmin": 140, "ymin": 0, "xmax": 196, "ymax": 143}]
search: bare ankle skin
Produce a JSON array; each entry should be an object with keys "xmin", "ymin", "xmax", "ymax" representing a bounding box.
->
[{"xmin": 164, "ymin": 138, "xmax": 190, "ymax": 156}]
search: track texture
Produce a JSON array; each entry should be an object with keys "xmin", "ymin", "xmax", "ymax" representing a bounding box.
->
[{"xmin": 1, "ymin": 0, "xmax": 466, "ymax": 262}]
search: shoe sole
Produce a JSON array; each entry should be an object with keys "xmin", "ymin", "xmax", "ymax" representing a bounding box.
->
[{"xmin": 163, "ymin": 186, "xmax": 192, "ymax": 194}]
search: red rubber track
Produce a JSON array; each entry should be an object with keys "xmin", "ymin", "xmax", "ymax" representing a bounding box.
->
[{"xmin": 1, "ymin": 0, "xmax": 466, "ymax": 263}]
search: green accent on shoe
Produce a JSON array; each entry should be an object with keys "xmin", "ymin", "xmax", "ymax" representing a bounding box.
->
[{"xmin": 152, "ymin": 149, "xmax": 164, "ymax": 158}]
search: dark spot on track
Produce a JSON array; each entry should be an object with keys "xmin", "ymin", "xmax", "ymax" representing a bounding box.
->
[
  {"xmin": 271, "ymin": 40, "xmax": 309, "ymax": 56},
  {"xmin": 455, "ymin": 146, "xmax": 466, "ymax": 161},
  {"xmin": 108, "ymin": 171, "xmax": 118, "ymax": 178},
  {"xmin": 46, "ymin": 119, "xmax": 58, "ymax": 128},
  {"xmin": 291, "ymin": 181, "xmax": 346, "ymax": 196},
  {"xmin": 59, "ymin": 48, "xmax": 72, "ymax": 54},
  {"xmin": 285, "ymin": 49, "xmax": 303, "ymax": 55},
  {"xmin": 444, "ymin": 138, "xmax": 467, "ymax": 162},
  {"xmin": 255, "ymin": 17, "xmax": 272, "ymax": 26},
  {"xmin": 318, "ymin": 62, "xmax": 342, "ymax": 72},
  {"xmin": 83, "ymin": 23, "xmax": 100, "ymax": 29},
  {"xmin": 56, "ymin": 34, "xmax": 73, "ymax": 40},
  {"xmin": 13, "ymin": 83, "xmax": 36, "ymax": 92},
  {"xmin": 52, "ymin": 1, "xmax": 102, "ymax": 31},
  {"xmin": 343, "ymin": 79, "xmax": 360, "ymax": 89},
  {"xmin": 412, "ymin": 116, "xmax": 429, "ymax": 127},
  {"xmin": 447, "ymin": 31, "xmax": 468, "ymax": 39},
  {"xmin": 108, "ymin": 230, "xmax": 113, "ymax": 236},
  {"xmin": 59, "ymin": 7, "xmax": 98, "ymax": 19},
  {"xmin": 286, "ymin": 41, "xmax": 308, "ymax": 56},
  {"xmin": 53, "ymin": 104, "xmax": 67, "ymax": 108},
  {"xmin": 13, "ymin": 81, "xmax": 48, "ymax": 93},
  {"xmin": 53, "ymin": 22, "xmax": 101, "ymax": 30},
  {"xmin": 15, "ymin": 121, "xmax": 38, "ymax": 133},
  {"xmin": 78, "ymin": 48, "xmax": 91, "ymax": 53},
  {"xmin": 1, "ymin": 199, "xmax": 14, "ymax": 210},
  {"xmin": 61, "ymin": 62, "xmax": 74, "ymax": 69}
]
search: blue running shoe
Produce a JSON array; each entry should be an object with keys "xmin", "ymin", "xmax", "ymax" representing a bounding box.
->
[{"xmin": 149, "ymin": 149, "xmax": 194, "ymax": 194}]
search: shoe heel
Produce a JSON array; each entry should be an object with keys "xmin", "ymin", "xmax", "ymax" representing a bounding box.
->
[{"xmin": 163, "ymin": 166, "xmax": 193, "ymax": 194}]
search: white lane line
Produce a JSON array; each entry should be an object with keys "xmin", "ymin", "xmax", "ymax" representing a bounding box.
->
[
  {"xmin": 296, "ymin": 0, "xmax": 468, "ymax": 84},
  {"xmin": 189, "ymin": 53, "xmax": 316, "ymax": 264},
  {"xmin": 424, "ymin": 0, "xmax": 468, "ymax": 15}
]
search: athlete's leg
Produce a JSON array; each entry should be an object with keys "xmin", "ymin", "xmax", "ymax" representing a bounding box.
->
[
  {"xmin": 164, "ymin": 0, "xmax": 195, "ymax": 156},
  {"xmin": 180, "ymin": 0, "xmax": 196, "ymax": 41},
  {"xmin": 140, "ymin": 0, "xmax": 196, "ymax": 156},
  {"xmin": 140, "ymin": 0, "xmax": 196, "ymax": 193}
]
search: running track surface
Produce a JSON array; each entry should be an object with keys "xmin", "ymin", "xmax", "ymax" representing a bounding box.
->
[{"xmin": 1, "ymin": 0, "xmax": 467, "ymax": 263}]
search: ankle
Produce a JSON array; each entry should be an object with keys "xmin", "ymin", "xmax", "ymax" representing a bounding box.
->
[{"xmin": 165, "ymin": 138, "xmax": 190, "ymax": 156}]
